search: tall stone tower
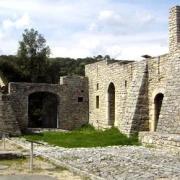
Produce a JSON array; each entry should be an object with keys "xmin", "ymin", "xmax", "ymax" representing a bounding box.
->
[{"xmin": 169, "ymin": 6, "xmax": 180, "ymax": 55}]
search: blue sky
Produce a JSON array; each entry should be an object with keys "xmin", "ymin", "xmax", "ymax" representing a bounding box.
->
[{"xmin": 0, "ymin": 0, "xmax": 179, "ymax": 60}]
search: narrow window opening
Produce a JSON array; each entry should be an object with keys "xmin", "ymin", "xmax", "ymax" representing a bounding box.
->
[
  {"xmin": 96, "ymin": 96, "xmax": 99, "ymax": 109},
  {"xmin": 125, "ymin": 80, "xmax": 127, "ymax": 88},
  {"xmin": 97, "ymin": 83, "xmax": 99, "ymax": 90}
]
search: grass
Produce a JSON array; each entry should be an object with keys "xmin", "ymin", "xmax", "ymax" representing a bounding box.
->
[{"xmin": 23, "ymin": 125, "xmax": 140, "ymax": 148}]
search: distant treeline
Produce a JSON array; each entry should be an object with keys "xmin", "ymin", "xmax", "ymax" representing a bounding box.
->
[
  {"xmin": 0, "ymin": 55, "xmax": 106, "ymax": 84},
  {"xmin": 0, "ymin": 29, "xmax": 114, "ymax": 85}
]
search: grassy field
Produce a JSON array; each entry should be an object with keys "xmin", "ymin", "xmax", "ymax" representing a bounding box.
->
[{"xmin": 24, "ymin": 125, "xmax": 140, "ymax": 148}]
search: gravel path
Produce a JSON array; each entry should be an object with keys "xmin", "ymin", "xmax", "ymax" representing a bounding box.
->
[
  {"xmin": 10, "ymin": 138, "xmax": 180, "ymax": 180},
  {"xmin": 0, "ymin": 175, "xmax": 57, "ymax": 180}
]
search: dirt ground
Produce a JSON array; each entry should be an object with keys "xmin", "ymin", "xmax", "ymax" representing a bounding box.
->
[{"xmin": 0, "ymin": 140, "xmax": 85, "ymax": 180}]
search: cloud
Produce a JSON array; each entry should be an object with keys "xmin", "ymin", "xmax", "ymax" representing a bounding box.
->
[
  {"xmin": 98, "ymin": 10, "xmax": 115, "ymax": 20},
  {"xmin": 0, "ymin": 0, "xmax": 169, "ymax": 59},
  {"xmin": 49, "ymin": 30, "xmax": 168, "ymax": 60},
  {"xmin": 2, "ymin": 14, "xmax": 30, "ymax": 30},
  {"xmin": 89, "ymin": 8, "xmax": 157, "ymax": 35}
]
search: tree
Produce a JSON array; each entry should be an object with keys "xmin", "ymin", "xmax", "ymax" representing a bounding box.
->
[{"xmin": 17, "ymin": 28, "xmax": 50, "ymax": 82}]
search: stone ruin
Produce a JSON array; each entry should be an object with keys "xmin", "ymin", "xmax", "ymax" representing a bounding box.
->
[
  {"xmin": 0, "ymin": 76, "xmax": 88, "ymax": 135},
  {"xmin": 86, "ymin": 6, "xmax": 180, "ymax": 135},
  {"xmin": 0, "ymin": 6, "xmax": 180, "ymax": 147}
]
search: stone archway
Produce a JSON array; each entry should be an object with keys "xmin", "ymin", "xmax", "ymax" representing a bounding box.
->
[
  {"xmin": 153, "ymin": 93, "xmax": 164, "ymax": 131},
  {"xmin": 108, "ymin": 82, "xmax": 115, "ymax": 126},
  {"xmin": 28, "ymin": 92, "xmax": 59, "ymax": 128}
]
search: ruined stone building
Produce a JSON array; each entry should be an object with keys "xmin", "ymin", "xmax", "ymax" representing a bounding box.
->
[
  {"xmin": 86, "ymin": 6, "xmax": 180, "ymax": 136},
  {"xmin": 0, "ymin": 76, "xmax": 88, "ymax": 135},
  {"xmin": 0, "ymin": 6, "xmax": 180, "ymax": 140}
]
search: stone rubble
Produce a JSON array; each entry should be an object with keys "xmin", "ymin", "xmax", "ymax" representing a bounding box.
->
[{"xmin": 10, "ymin": 138, "xmax": 180, "ymax": 180}]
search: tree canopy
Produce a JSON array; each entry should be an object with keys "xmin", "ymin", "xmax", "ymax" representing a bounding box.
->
[
  {"xmin": 0, "ymin": 28, "xmax": 114, "ymax": 87},
  {"xmin": 17, "ymin": 28, "xmax": 50, "ymax": 82}
]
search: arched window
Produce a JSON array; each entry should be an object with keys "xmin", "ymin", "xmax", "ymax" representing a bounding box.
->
[
  {"xmin": 108, "ymin": 83, "xmax": 115, "ymax": 126},
  {"xmin": 154, "ymin": 93, "xmax": 164, "ymax": 131}
]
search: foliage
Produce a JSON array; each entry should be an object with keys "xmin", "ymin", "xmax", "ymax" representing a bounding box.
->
[
  {"xmin": 24, "ymin": 126, "xmax": 140, "ymax": 148},
  {"xmin": 0, "ymin": 55, "xmax": 100, "ymax": 85},
  {"xmin": 0, "ymin": 55, "xmax": 27, "ymax": 82},
  {"xmin": 17, "ymin": 28, "xmax": 50, "ymax": 83},
  {"xmin": 0, "ymin": 28, "xmax": 114, "ymax": 86}
]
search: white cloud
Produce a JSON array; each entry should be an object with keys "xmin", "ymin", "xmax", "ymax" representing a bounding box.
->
[
  {"xmin": 98, "ymin": 10, "xmax": 114, "ymax": 20},
  {"xmin": 49, "ymin": 30, "xmax": 168, "ymax": 60},
  {"xmin": 15, "ymin": 14, "xmax": 30, "ymax": 28},
  {"xmin": 135, "ymin": 11, "xmax": 155, "ymax": 24},
  {"xmin": 2, "ymin": 14, "xmax": 30, "ymax": 30},
  {"xmin": 0, "ymin": 0, "xmax": 169, "ymax": 59}
]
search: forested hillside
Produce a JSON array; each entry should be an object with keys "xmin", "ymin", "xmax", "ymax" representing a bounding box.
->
[
  {"xmin": 0, "ymin": 29, "xmax": 111, "ymax": 86},
  {"xmin": 0, "ymin": 55, "xmax": 101, "ymax": 84}
]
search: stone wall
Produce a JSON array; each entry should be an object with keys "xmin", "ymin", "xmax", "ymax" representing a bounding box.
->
[
  {"xmin": 59, "ymin": 76, "xmax": 89, "ymax": 130},
  {"xmin": 153, "ymin": 6, "xmax": 180, "ymax": 133},
  {"xmin": 0, "ymin": 92, "xmax": 21, "ymax": 136},
  {"xmin": 85, "ymin": 60, "xmax": 149, "ymax": 134},
  {"xmin": 1, "ymin": 5, "xmax": 180, "ymax": 137},
  {"xmin": 85, "ymin": 53, "xmax": 177, "ymax": 135},
  {"xmin": 139, "ymin": 132, "xmax": 180, "ymax": 152},
  {"xmin": 8, "ymin": 82, "xmax": 61, "ymax": 131},
  {"xmin": 156, "ymin": 56, "xmax": 180, "ymax": 134},
  {"xmin": 169, "ymin": 6, "xmax": 180, "ymax": 56},
  {"xmin": 147, "ymin": 54, "xmax": 169, "ymax": 132},
  {"xmin": 85, "ymin": 6, "xmax": 180, "ymax": 136},
  {"xmin": 0, "ymin": 75, "xmax": 89, "ymax": 134}
]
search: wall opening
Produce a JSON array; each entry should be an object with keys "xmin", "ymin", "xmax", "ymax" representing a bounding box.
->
[
  {"xmin": 78, "ymin": 97, "xmax": 83, "ymax": 102},
  {"xmin": 96, "ymin": 83, "xmax": 99, "ymax": 90},
  {"xmin": 108, "ymin": 83, "xmax": 115, "ymax": 126},
  {"xmin": 125, "ymin": 80, "xmax": 127, "ymax": 88},
  {"xmin": 28, "ymin": 92, "xmax": 58, "ymax": 128},
  {"xmin": 96, "ymin": 96, "xmax": 99, "ymax": 109},
  {"xmin": 154, "ymin": 93, "xmax": 164, "ymax": 131}
]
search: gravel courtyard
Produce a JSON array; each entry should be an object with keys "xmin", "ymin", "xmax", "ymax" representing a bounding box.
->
[{"xmin": 9, "ymin": 138, "xmax": 180, "ymax": 180}]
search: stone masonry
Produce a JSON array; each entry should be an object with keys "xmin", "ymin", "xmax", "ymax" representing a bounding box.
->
[
  {"xmin": 0, "ymin": 6, "xmax": 180, "ymax": 139},
  {"xmin": 0, "ymin": 76, "xmax": 88, "ymax": 135},
  {"xmin": 85, "ymin": 6, "xmax": 180, "ymax": 136}
]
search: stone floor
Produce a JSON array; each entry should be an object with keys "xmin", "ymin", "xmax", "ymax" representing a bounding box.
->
[{"xmin": 10, "ymin": 138, "xmax": 180, "ymax": 180}]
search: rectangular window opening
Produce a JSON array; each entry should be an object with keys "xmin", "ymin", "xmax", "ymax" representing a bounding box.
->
[
  {"xmin": 125, "ymin": 80, "xmax": 127, "ymax": 88},
  {"xmin": 78, "ymin": 97, "xmax": 83, "ymax": 102},
  {"xmin": 96, "ymin": 96, "xmax": 99, "ymax": 109},
  {"xmin": 96, "ymin": 83, "xmax": 99, "ymax": 90}
]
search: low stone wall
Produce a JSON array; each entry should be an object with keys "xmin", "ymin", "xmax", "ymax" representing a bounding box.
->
[{"xmin": 139, "ymin": 132, "xmax": 180, "ymax": 152}]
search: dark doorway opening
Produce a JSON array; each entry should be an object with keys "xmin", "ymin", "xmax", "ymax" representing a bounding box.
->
[
  {"xmin": 154, "ymin": 93, "xmax": 164, "ymax": 131},
  {"xmin": 28, "ymin": 92, "xmax": 58, "ymax": 128},
  {"xmin": 108, "ymin": 83, "xmax": 115, "ymax": 126}
]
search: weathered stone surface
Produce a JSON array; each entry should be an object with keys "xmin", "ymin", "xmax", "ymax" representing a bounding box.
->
[
  {"xmin": 0, "ymin": 76, "xmax": 89, "ymax": 134},
  {"xmin": 11, "ymin": 138, "xmax": 180, "ymax": 180},
  {"xmin": 1, "ymin": 6, "xmax": 180, "ymax": 143},
  {"xmin": 85, "ymin": 6, "xmax": 180, "ymax": 136}
]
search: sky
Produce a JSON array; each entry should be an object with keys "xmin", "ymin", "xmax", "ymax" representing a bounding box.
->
[{"xmin": 0, "ymin": 0, "xmax": 179, "ymax": 60}]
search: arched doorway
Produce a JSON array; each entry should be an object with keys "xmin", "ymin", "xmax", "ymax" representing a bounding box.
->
[
  {"xmin": 28, "ymin": 92, "xmax": 59, "ymax": 128},
  {"xmin": 154, "ymin": 93, "xmax": 164, "ymax": 131},
  {"xmin": 108, "ymin": 83, "xmax": 115, "ymax": 126}
]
